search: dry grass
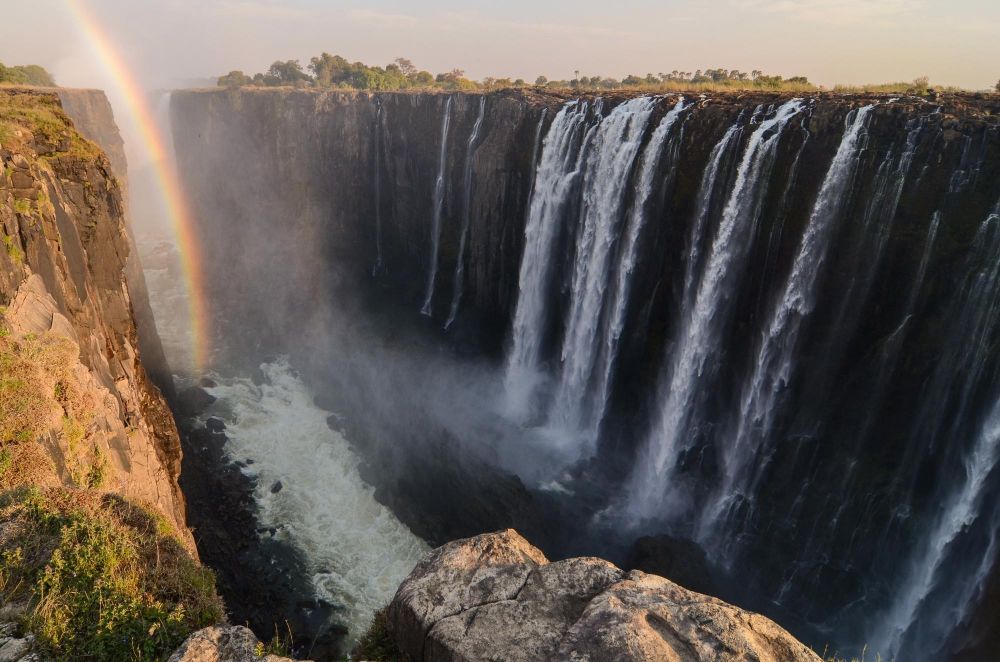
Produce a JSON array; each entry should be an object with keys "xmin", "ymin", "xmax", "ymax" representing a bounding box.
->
[{"xmin": 0, "ymin": 327, "xmax": 103, "ymax": 489}]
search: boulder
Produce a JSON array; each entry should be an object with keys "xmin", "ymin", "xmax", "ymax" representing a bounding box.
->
[
  {"xmin": 167, "ymin": 626, "xmax": 300, "ymax": 662},
  {"xmin": 388, "ymin": 530, "xmax": 820, "ymax": 662}
]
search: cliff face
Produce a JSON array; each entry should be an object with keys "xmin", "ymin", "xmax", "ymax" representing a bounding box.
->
[
  {"xmin": 56, "ymin": 88, "xmax": 175, "ymax": 399},
  {"xmin": 170, "ymin": 87, "xmax": 1000, "ymax": 659},
  {"xmin": 0, "ymin": 88, "xmax": 187, "ymax": 536}
]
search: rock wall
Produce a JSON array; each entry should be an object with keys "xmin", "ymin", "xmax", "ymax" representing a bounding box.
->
[
  {"xmin": 56, "ymin": 87, "xmax": 175, "ymax": 399},
  {"xmin": 0, "ymin": 88, "xmax": 188, "ymax": 538}
]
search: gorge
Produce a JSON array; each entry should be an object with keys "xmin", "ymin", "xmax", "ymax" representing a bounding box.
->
[
  {"xmin": 161, "ymin": 87, "xmax": 1000, "ymax": 660},
  {"xmin": 4, "ymin": 81, "xmax": 1000, "ymax": 661}
]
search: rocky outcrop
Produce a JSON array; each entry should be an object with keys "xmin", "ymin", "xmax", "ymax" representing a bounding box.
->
[
  {"xmin": 388, "ymin": 530, "xmax": 820, "ymax": 662},
  {"xmin": 0, "ymin": 88, "xmax": 188, "ymax": 538},
  {"xmin": 167, "ymin": 626, "xmax": 298, "ymax": 662}
]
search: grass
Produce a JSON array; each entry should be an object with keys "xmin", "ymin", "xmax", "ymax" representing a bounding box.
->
[
  {"xmin": 0, "ymin": 91, "xmax": 100, "ymax": 160},
  {"xmin": 352, "ymin": 607, "xmax": 401, "ymax": 661},
  {"xmin": 3, "ymin": 234, "xmax": 24, "ymax": 265},
  {"xmin": 0, "ymin": 328, "xmax": 106, "ymax": 490},
  {"xmin": 12, "ymin": 198, "xmax": 31, "ymax": 215},
  {"xmin": 0, "ymin": 486, "xmax": 224, "ymax": 661}
]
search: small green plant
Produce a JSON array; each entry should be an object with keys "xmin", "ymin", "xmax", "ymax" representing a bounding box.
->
[
  {"xmin": 86, "ymin": 445, "xmax": 107, "ymax": 489},
  {"xmin": 13, "ymin": 197, "xmax": 31, "ymax": 215},
  {"xmin": 3, "ymin": 235, "xmax": 24, "ymax": 265},
  {"xmin": 353, "ymin": 607, "xmax": 400, "ymax": 661},
  {"xmin": 0, "ymin": 448, "xmax": 12, "ymax": 480}
]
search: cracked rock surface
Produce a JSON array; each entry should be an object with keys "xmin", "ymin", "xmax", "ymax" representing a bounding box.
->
[{"xmin": 388, "ymin": 530, "xmax": 821, "ymax": 662}]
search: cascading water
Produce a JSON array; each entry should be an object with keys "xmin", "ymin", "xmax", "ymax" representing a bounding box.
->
[
  {"xmin": 874, "ymin": 203, "xmax": 1000, "ymax": 660},
  {"xmin": 627, "ymin": 99, "xmax": 806, "ymax": 522},
  {"xmin": 589, "ymin": 98, "xmax": 687, "ymax": 445},
  {"xmin": 372, "ymin": 100, "xmax": 385, "ymax": 276},
  {"xmin": 171, "ymin": 88, "xmax": 1000, "ymax": 661},
  {"xmin": 420, "ymin": 95, "xmax": 453, "ymax": 316},
  {"xmin": 445, "ymin": 96, "xmax": 487, "ymax": 329},
  {"xmin": 548, "ymin": 96, "xmax": 657, "ymax": 447},
  {"xmin": 504, "ymin": 101, "xmax": 593, "ymax": 420},
  {"xmin": 700, "ymin": 105, "xmax": 875, "ymax": 546}
]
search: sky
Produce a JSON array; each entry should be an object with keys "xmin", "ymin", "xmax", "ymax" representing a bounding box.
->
[{"xmin": 2, "ymin": 0, "xmax": 998, "ymax": 92}]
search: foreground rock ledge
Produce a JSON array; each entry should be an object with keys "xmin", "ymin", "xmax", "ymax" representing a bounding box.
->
[{"xmin": 388, "ymin": 529, "xmax": 820, "ymax": 662}]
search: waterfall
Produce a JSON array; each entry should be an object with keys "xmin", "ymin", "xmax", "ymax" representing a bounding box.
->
[
  {"xmin": 420, "ymin": 96, "xmax": 454, "ymax": 317},
  {"xmin": 372, "ymin": 100, "xmax": 385, "ymax": 276},
  {"xmin": 445, "ymin": 96, "xmax": 487, "ymax": 330},
  {"xmin": 504, "ymin": 101, "xmax": 593, "ymax": 420},
  {"xmin": 584, "ymin": 98, "xmax": 688, "ymax": 448},
  {"xmin": 681, "ymin": 123, "xmax": 741, "ymax": 315},
  {"xmin": 700, "ymin": 105, "xmax": 875, "ymax": 544},
  {"xmin": 627, "ymin": 99, "xmax": 806, "ymax": 522},
  {"xmin": 548, "ymin": 96, "xmax": 657, "ymax": 446},
  {"xmin": 875, "ymin": 204, "xmax": 1000, "ymax": 660}
]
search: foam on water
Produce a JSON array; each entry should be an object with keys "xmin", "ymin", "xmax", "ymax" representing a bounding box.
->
[{"xmin": 203, "ymin": 359, "xmax": 428, "ymax": 644}]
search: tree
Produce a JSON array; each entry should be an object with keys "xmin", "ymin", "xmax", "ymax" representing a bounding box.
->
[
  {"xmin": 0, "ymin": 62, "xmax": 55, "ymax": 86},
  {"xmin": 217, "ymin": 70, "xmax": 252, "ymax": 88},
  {"xmin": 267, "ymin": 60, "xmax": 310, "ymax": 86},
  {"xmin": 394, "ymin": 58, "xmax": 417, "ymax": 77},
  {"xmin": 535, "ymin": 75, "xmax": 548, "ymax": 86},
  {"xmin": 996, "ymin": 79, "xmax": 1000, "ymax": 93}
]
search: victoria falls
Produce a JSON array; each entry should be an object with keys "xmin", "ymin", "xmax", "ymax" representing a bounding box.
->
[{"xmin": 2, "ymin": 2, "xmax": 1000, "ymax": 661}]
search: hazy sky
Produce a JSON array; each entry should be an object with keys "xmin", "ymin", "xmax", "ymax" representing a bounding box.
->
[{"xmin": 2, "ymin": 0, "xmax": 998, "ymax": 91}]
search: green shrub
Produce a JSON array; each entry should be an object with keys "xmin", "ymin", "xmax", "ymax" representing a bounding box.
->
[
  {"xmin": 3, "ymin": 234, "xmax": 24, "ymax": 265},
  {"xmin": 0, "ymin": 487, "xmax": 225, "ymax": 661},
  {"xmin": 352, "ymin": 607, "xmax": 400, "ymax": 661}
]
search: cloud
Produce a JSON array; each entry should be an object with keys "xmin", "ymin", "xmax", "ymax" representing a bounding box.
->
[
  {"xmin": 437, "ymin": 12, "xmax": 642, "ymax": 40},
  {"xmin": 735, "ymin": 0, "xmax": 924, "ymax": 24},
  {"xmin": 200, "ymin": 0, "xmax": 313, "ymax": 20},
  {"xmin": 347, "ymin": 8, "xmax": 419, "ymax": 29}
]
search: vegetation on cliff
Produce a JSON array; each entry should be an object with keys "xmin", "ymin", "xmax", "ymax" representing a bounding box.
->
[
  {"xmin": 0, "ymin": 63, "xmax": 55, "ymax": 88},
  {"xmin": 0, "ymin": 487, "xmax": 223, "ymax": 660},
  {"xmin": 218, "ymin": 54, "xmax": 816, "ymax": 92},
  {"xmin": 0, "ymin": 90, "xmax": 100, "ymax": 161}
]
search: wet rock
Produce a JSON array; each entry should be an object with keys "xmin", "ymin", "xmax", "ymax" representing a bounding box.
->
[
  {"xmin": 625, "ymin": 533, "xmax": 718, "ymax": 596},
  {"xmin": 200, "ymin": 377, "xmax": 218, "ymax": 388},
  {"xmin": 270, "ymin": 481, "xmax": 283, "ymax": 494},
  {"xmin": 205, "ymin": 417, "xmax": 226, "ymax": 433},
  {"xmin": 176, "ymin": 386, "xmax": 217, "ymax": 417},
  {"xmin": 389, "ymin": 529, "xmax": 820, "ymax": 662}
]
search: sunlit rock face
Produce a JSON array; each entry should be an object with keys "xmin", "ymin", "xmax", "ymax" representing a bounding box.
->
[
  {"xmin": 0, "ymin": 88, "xmax": 187, "ymax": 537},
  {"xmin": 170, "ymin": 87, "xmax": 1000, "ymax": 659}
]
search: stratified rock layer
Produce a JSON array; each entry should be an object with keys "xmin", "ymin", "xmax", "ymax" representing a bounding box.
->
[{"xmin": 388, "ymin": 530, "xmax": 821, "ymax": 662}]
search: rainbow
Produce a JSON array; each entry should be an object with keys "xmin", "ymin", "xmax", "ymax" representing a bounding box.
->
[{"xmin": 66, "ymin": 0, "xmax": 210, "ymax": 372}]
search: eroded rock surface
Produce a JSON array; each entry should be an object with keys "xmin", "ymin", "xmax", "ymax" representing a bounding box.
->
[
  {"xmin": 388, "ymin": 530, "xmax": 820, "ymax": 662},
  {"xmin": 167, "ymin": 626, "xmax": 299, "ymax": 662}
]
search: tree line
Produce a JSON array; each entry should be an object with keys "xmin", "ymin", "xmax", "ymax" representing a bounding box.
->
[
  {"xmin": 217, "ymin": 56, "xmax": 816, "ymax": 92},
  {"xmin": 0, "ymin": 63, "xmax": 55, "ymax": 87}
]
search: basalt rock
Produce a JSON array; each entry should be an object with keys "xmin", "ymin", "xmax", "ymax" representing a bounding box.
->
[
  {"xmin": 0, "ymin": 88, "xmax": 188, "ymax": 541},
  {"xmin": 387, "ymin": 529, "xmax": 820, "ymax": 662}
]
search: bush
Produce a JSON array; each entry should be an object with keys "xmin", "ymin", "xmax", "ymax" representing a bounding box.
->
[
  {"xmin": 0, "ymin": 487, "xmax": 225, "ymax": 661},
  {"xmin": 352, "ymin": 607, "xmax": 401, "ymax": 661}
]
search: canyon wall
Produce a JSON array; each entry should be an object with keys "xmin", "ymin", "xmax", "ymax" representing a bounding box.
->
[
  {"xmin": 56, "ymin": 87, "xmax": 175, "ymax": 399},
  {"xmin": 170, "ymin": 87, "xmax": 1000, "ymax": 660},
  {"xmin": 0, "ymin": 88, "xmax": 187, "ymax": 536}
]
